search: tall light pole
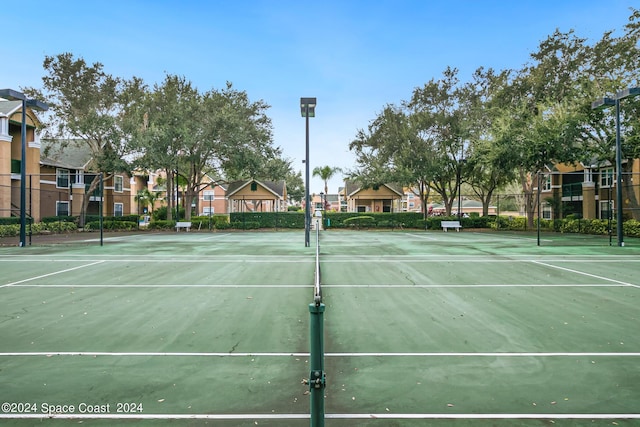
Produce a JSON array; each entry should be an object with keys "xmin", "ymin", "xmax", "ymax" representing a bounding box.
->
[
  {"xmin": 592, "ymin": 87, "xmax": 640, "ymax": 247},
  {"xmin": 0, "ymin": 89, "xmax": 48, "ymax": 247},
  {"xmin": 301, "ymin": 97, "xmax": 316, "ymax": 247}
]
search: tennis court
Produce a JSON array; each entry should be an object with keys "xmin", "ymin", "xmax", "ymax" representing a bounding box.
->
[{"xmin": 1, "ymin": 229, "xmax": 639, "ymax": 426}]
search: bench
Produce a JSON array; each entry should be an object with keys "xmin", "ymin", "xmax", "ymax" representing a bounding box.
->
[
  {"xmin": 441, "ymin": 220, "xmax": 461, "ymax": 232},
  {"xmin": 175, "ymin": 221, "xmax": 192, "ymax": 232}
]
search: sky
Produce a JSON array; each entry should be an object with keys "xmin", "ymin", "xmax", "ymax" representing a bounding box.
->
[{"xmin": 2, "ymin": 0, "xmax": 637, "ymax": 194}]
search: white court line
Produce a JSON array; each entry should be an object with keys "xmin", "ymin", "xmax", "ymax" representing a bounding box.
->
[
  {"xmin": 406, "ymin": 233, "xmax": 440, "ymax": 241},
  {"xmin": 5, "ymin": 283, "xmax": 626, "ymax": 289},
  {"xmin": 1, "ymin": 413, "xmax": 639, "ymax": 420},
  {"xmin": 10, "ymin": 284, "xmax": 309, "ymax": 288},
  {"xmin": 2, "ymin": 351, "xmax": 639, "ymax": 357},
  {"xmin": 531, "ymin": 260, "xmax": 640, "ymax": 288},
  {"xmin": 0, "ymin": 261, "xmax": 106, "ymax": 288}
]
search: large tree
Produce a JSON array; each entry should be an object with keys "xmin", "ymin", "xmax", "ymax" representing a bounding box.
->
[
  {"xmin": 407, "ymin": 67, "xmax": 467, "ymax": 216},
  {"xmin": 454, "ymin": 67, "xmax": 519, "ymax": 216},
  {"xmin": 25, "ymin": 53, "xmax": 145, "ymax": 223},
  {"xmin": 131, "ymin": 79, "xmax": 279, "ymax": 220}
]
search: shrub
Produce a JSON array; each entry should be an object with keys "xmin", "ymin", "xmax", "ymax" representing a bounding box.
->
[
  {"xmin": 147, "ymin": 220, "xmax": 174, "ymax": 230},
  {"xmin": 85, "ymin": 221, "xmax": 137, "ymax": 231},
  {"xmin": 0, "ymin": 224, "xmax": 19, "ymax": 237},
  {"xmin": 44, "ymin": 221, "xmax": 77, "ymax": 233},
  {"xmin": 623, "ymin": 219, "xmax": 640, "ymax": 238},
  {"xmin": 0, "ymin": 217, "xmax": 20, "ymax": 226},
  {"xmin": 42, "ymin": 215, "xmax": 76, "ymax": 224}
]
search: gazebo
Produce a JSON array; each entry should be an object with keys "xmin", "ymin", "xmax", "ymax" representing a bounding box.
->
[{"xmin": 226, "ymin": 179, "xmax": 287, "ymax": 213}]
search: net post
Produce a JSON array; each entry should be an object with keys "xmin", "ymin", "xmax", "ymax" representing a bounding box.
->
[
  {"xmin": 309, "ymin": 222, "xmax": 325, "ymax": 426},
  {"xmin": 308, "ymin": 301, "xmax": 325, "ymax": 427}
]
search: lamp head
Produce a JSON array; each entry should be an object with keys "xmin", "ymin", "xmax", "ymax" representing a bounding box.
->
[
  {"xmin": 300, "ymin": 97, "xmax": 317, "ymax": 117},
  {"xmin": 0, "ymin": 88, "xmax": 26, "ymax": 101},
  {"xmin": 616, "ymin": 87, "xmax": 640, "ymax": 100},
  {"xmin": 591, "ymin": 97, "xmax": 616, "ymax": 110}
]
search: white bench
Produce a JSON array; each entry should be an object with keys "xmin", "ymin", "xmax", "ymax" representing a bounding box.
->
[
  {"xmin": 441, "ymin": 220, "xmax": 461, "ymax": 232},
  {"xmin": 175, "ymin": 221, "xmax": 192, "ymax": 232}
]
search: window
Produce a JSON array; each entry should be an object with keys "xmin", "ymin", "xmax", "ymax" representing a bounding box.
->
[
  {"xmin": 600, "ymin": 168, "xmax": 614, "ymax": 188},
  {"xmin": 203, "ymin": 190, "xmax": 214, "ymax": 201},
  {"xmin": 250, "ymin": 182, "xmax": 258, "ymax": 191},
  {"xmin": 202, "ymin": 206, "xmax": 214, "ymax": 216},
  {"xmin": 11, "ymin": 159, "xmax": 21, "ymax": 174},
  {"xmin": 542, "ymin": 174, "xmax": 551, "ymax": 191},
  {"xmin": 542, "ymin": 205, "xmax": 552, "ymax": 219},
  {"xmin": 114, "ymin": 203, "xmax": 123, "ymax": 217},
  {"xmin": 56, "ymin": 201, "xmax": 69, "ymax": 216},
  {"xmin": 57, "ymin": 169, "xmax": 70, "ymax": 188},
  {"xmin": 114, "ymin": 176, "xmax": 123, "ymax": 192}
]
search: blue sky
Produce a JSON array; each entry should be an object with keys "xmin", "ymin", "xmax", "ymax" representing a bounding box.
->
[{"xmin": 2, "ymin": 0, "xmax": 636, "ymax": 193}]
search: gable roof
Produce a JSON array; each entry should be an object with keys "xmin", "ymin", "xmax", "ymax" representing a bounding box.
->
[
  {"xmin": 0, "ymin": 100, "xmax": 22, "ymax": 116},
  {"xmin": 40, "ymin": 139, "xmax": 93, "ymax": 170},
  {"xmin": 344, "ymin": 180, "xmax": 404, "ymax": 198},
  {"xmin": 0, "ymin": 100, "xmax": 44, "ymax": 128},
  {"xmin": 226, "ymin": 179, "xmax": 286, "ymax": 198}
]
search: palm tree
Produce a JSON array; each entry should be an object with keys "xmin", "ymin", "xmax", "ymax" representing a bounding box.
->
[
  {"xmin": 135, "ymin": 187, "xmax": 163, "ymax": 215},
  {"xmin": 312, "ymin": 166, "xmax": 342, "ymax": 194}
]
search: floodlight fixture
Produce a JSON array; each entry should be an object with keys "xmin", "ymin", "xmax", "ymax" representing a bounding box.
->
[
  {"xmin": 591, "ymin": 87, "xmax": 640, "ymax": 246},
  {"xmin": 301, "ymin": 97, "xmax": 316, "ymax": 247},
  {"xmin": 300, "ymin": 97, "xmax": 316, "ymax": 118},
  {"xmin": 591, "ymin": 97, "xmax": 615, "ymax": 110}
]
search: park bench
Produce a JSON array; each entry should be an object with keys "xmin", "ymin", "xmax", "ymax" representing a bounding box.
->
[
  {"xmin": 175, "ymin": 221, "xmax": 192, "ymax": 232},
  {"xmin": 441, "ymin": 220, "xmax": 462, "ymax": 232}
]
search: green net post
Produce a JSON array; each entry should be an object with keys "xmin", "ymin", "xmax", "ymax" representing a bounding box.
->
[{"xmin": 308, "ymin": 302, "xmax": 325, "ymax": 427}]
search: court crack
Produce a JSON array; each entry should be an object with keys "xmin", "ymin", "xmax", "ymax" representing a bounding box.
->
[{"xmin": 229, "ymin": 341, "xmax": 240, "ymax": 353}]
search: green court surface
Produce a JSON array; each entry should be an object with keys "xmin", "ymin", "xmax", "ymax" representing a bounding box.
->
[{"xmin": 1, "ymin": 230, "xmax": 639, "ymax": 426}]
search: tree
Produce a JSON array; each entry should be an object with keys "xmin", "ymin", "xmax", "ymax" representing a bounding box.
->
[
  {"xmin": 312, "ymin": 166, "xmax": 343, "ymax": 195},
  {"xmin": 460, "ymin": 67, "xmax": 520, "ymax": 215},
  {"xmin": 131, "ymin": 78, "xmax": 278, "ymax": 220},
  {"xmin": 25, "ymin": 52, "xmax": 145, "ymax": 224},
  {"xmin": 134, "ymin": 187, "xmax": 162, "ymax": 215},
  {"xmin": 407, "ymin": 67, "xmax": 467, "ymax": 216}
]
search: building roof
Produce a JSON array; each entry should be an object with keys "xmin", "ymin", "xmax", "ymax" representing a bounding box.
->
[
  {"xmin": 226, "ymin": 179, "xmax": 286, "ymax": 198},
  {"xmin": 0, "ymin": 100, "xmax": 44, "ymax": 128},
  {"xmin": 344, "ymin": 180, "xmax": 404, "ymax": 197},
  {"xmin": 0, "ymin": 100, "xmax": 22, "ymax": 116},
  {"xmin": 40, "ymin": 139, "xmax": 94, "ymax": 170}
]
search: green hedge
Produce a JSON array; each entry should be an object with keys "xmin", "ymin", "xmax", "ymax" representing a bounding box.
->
[
  {"xmin": 324, "ymin": 212, "xmax": 424, "ymax": 229},
  {"xmin": 0, "ymin": 217, "xmax": 21, "ymax": 225},
  {"xmin": 85, "ymin": 221, "xmax": 137, "ymax": 231},
  {"xmin": 147, "ymin": 220, "xmax": 174, "ymax": 230},
  {"xmin": 230, "ymin": 212, "xmax": 305, "ymax": 228},
  {"xmin": 0, "ymin": 221, "xmax": 78, "ymax": 237},
  {"xmin": 85, "ymin": 215, "xmax": 139, "ymax": 224},
  {"xmin": 42, "ymin": 215, "xmax": 76, "ymax": 223}
]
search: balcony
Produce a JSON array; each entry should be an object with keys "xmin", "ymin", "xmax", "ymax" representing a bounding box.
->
[{"xmin": 562, "ymin": 182, "xmax": 583, "ymax": 201}]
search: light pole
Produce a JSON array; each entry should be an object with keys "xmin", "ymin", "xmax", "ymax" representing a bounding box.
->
[
  {"xmin": 457, "ymin": 154, "xmax": 465, "ymax": 220},
  {"xmin": 0, "ymin": 89, "xmax": 48, "ymax": 247},
  {"xmin": 320, "ymin": 191, "xmax": 325, "ymax": 229},
  {"xmin": 209, "ymin": 182, "xmax": 214, "ymax": 230},
  {"xmin": 300, "ymin": 97, "xmax": 316, "ymax": 247},
  {"xmin": 592, "ymin": 87, "xmax": 640, "ymax": 247}
]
